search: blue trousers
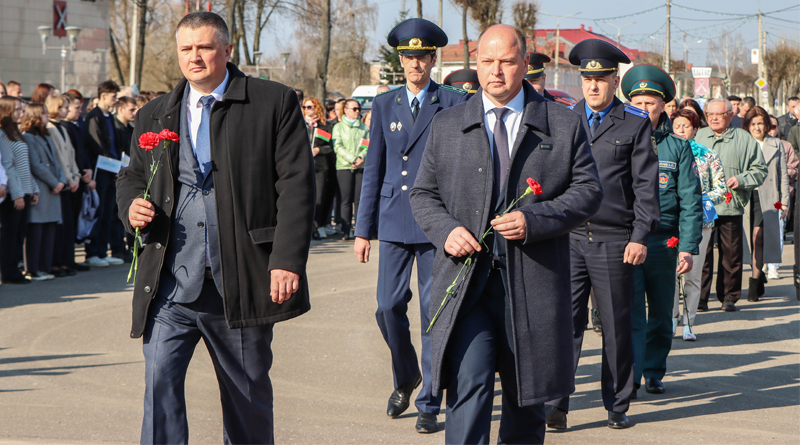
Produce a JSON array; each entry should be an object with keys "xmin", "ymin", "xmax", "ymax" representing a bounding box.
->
[
  {"xmin": 444, "ymin": 269, "xmax": 545, "ymax": 445},
  {"xmin": 141, "ymin": 279, "xmax": 275, "ymax": 444},
  {"xmin": 633, "ymin": 230, "xmax": 679, "ymax": 383},
  {"xmin": 86, "ymin": 171, "xmax": 116, "ymax": 258},
  {"xmin": 548, "ymin": 235, "xmax": 636, "ymax": 414},
  {"xmin": 375, "ymin": 241, "xmax": 441, "ymax": 414}
]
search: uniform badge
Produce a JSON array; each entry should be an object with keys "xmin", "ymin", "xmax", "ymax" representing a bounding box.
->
[
  {"xmin": 397, "ymin": 122, "xmax": 403, "ymax": 131},
  {"xmin": 391, "ymin": 122, "xmax": 397, "ymax": 132},
  {"xmin": 651, "ymin": 136, "xmax": 658, "ymax": 155},
  {"xmin": 587, "ymin": 60, "xmax": 602, "ymax": 70},
  {"xmin": 659, "ymin": 173, "xmax": 669, "ymax": 189},
  {"xmin": 463, "ymin": 82, "xmax": 473, "ymax": 91},
  {"xmin": 639, "ymin": 81, "xmax": 648, "ymax": 88}
]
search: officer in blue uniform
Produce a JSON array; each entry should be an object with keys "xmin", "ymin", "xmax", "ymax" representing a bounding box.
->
[
  {"xmin": 545, "ymin": 39, "xmax": 661, "ymax": 430},
  {"xmin": 622, "ymin": 64, "xmax": 702, "ymax": 397},
  {"xmin": 353, "ymin": 18, "xmax": 468, "ymax": 434},
  {"xmin": 524, "ymin": 52, "xmax": 556, "ymax": 101},
  {"xmin": 443, "ymin": 69, "xmax": 478, "ymax": 97}
]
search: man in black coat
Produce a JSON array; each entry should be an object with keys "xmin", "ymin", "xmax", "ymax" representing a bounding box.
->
[
  {"xmin": 544, "ymin": 39, "xmax": 661, "ymax": 430},
  {"xmin": 410, "ymin": 25, "xmax": 603, "ymax": 443},
  {"xmin": 116, "ymin": 12, "xmax": 314, "ymax": 443}
]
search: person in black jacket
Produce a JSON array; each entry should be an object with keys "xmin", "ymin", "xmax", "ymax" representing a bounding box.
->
[
  {"xmin": 83, "ymin": 80, "xmax": 123, "ymax": 267},
  {"xmin": 116, "ymin": 12, "xmax": 314, "ymax": 443},
  {"xmin": 302, "ymin": 96, "xmax": 334, "ymax": 239}
]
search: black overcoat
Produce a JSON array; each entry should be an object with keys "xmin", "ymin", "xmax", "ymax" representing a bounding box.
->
[
  {"xmin": 117, "ymin": 63, "xmax": 315, "ymax": 338},
  {"xmin": 410, "ymin": 82, "xmax": 603, "ymax": 406}
]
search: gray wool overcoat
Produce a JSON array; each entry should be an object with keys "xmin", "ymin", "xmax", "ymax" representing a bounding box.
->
[{"xmin": 409, "ymin": 82, "xmax": 604, "ymax": 406}]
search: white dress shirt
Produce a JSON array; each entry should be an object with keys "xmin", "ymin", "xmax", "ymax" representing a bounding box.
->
[
  {"xmin": 481, "ymin": 87, "xmax": 525, "ymax": 157},
  {"xmin": 187, "ymin": 69, "xmax": 230, "ymax": 151}
]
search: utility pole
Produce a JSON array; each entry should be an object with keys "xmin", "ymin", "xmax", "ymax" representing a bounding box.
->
[
  {"xmin": 606, "ymin": 21, "xmax": 635, "ymax": 49},
  {"xmin": 547, "ymin": 11, "xmax": 579, "ymax": 90},
  {"xmin": 664, "ymin": 0, "xmax": 671, "ymax": 73},
  {"xmin": 436, "ymin": 0, "xmax": 443, "ymax": 83}
]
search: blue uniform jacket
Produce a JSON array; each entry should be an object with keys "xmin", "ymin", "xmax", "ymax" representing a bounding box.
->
[{"xmin": 356, "ymin": 81, "xmax": 468, "ymax": 244}]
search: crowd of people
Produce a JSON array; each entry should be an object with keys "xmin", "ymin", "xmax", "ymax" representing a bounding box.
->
[{"xmin": 0, "ymin": 79, "xmax": 159, "ymax": 283}]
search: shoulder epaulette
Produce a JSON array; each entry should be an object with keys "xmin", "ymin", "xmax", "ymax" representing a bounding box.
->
[
  {"xmin": 624, "ymin": 103, "xmax": 649, "ymax": 119},
  {"xmin": 568, "ymin": 103, "xmax": 576, "ymax": 110},
  {"xmin": 438, "ymin": 84, "xmax": 467, "ymax": 95},
  {"xmin": 375, "ymin": 88, "xmax": 395, "ymax": 97}
]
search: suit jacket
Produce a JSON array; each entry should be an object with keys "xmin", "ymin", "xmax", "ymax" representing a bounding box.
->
[
  {"xmin": 777, "ymin": 112, "xmax": 797, "ymax": 140},
  {"xmin": 84, "ymin": 106, "xmax": 117, "ymax": 169},
  {"xmin": 356, "ymin": 81, "xmax": 468, "ymax": 244},
  {"xmin": 116, "ymin": 63, "xmax": 315, "ymax": 338},
  {"xmin": 410, "ymin": 82, "xmax": 603, "ymax": 406},
  {"xmin": 570, "ymin": 97, "xmax": 660, "ymax": 245}
]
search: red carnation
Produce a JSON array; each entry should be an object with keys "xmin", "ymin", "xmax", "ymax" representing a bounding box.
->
[
  {"xmin": 774, "ymin": 201, "xmax": 783, "ymax": 210},
  {"xmin": 667, "ymin": 237, "xmax": 679, "ymax": 248},
  {"xmin": 138, "ymin": 132, "xmax": 161, "ymax": 151},
  {"xmin": 158, "ymin": 128, "xmax": 180, "ymax": 143},
  {"xmin": 725, "ymin": 192, "xmax": 732, "ymax": 204},
  {"xmin": 527, "ymin": 177, "xmax": 543, "ymax": 195}
]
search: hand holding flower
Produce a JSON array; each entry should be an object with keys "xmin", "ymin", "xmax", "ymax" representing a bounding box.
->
[
  {"xmin": 445, "ymin": 227, "xmax": 482, "ymax": 257},
  {"xmin": 128, "ymin": 198, "xmax": 155, "ymax": 229},
  {"xmin": 491, "ymin": 211, "xmax": 527, "ymax": 240}
]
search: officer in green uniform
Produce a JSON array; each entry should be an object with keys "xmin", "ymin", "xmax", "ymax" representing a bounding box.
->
[{"xmin": 622, "ymin": 64, "xmax": 703, "ymax": 396}]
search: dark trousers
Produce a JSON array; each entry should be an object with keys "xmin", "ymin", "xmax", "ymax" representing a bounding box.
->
[
  {"xmin": 336, "ymin": 169, "xmax": 363, "ymax": 235},
  {"xmin": 701, "ymin": 215, "xmax": 744, "ymax": 304},
  {"xmin": 632, "ymin": 231, "xmax": 678, "ymax": 383},
  {"xmin": 86, "ymin": 171, "xmax": 116, "ymax": 258},
  {"xmin": 0, "ymin": 197, "xmax": 29, "ymax": 281},
  {"xmin": 325, "ymin": 152, "xmax": 340, "ymax": 226},
  {"xmin": 53, "ymin": 190, "xmax": 75, "ymax": 267},
  {"xmin": 25, "ymin": 222, "xmax": 56, "ymax": 275},
  {"xmin": 314, "ymin": 166, "xmax": 332, "ymax": 229},
  {"xmin": 110, "ymin": 204, "xmax": 128, "ymax": 254},
  {"xmin": 375, "ymin": 241, "xmax": 441, "ymax": 414},
  {"xmin": 548, "ymin": 235, "xmax": 635, "ymax": 414},
  {"xmin": 444, "ymin": 269, "xmax": 545, "ymax": 445},
  {"xmin": 142, "ymin": 279, "xmax": 275, "ymax": 444}
]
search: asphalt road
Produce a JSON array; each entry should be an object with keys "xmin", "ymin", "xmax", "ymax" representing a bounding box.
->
[{"xmin": 0, "ymin": 239, "xmax": 798, "ymax": 444}]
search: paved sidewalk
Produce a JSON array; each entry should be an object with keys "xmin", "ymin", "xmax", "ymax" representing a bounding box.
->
[{"xmin": 0, "ymin": 240, "xmax": 798, "ymax": 443}]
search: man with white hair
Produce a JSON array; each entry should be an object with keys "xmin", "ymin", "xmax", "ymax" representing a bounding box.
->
[{"xmin": 697, "ymin": 98, "xmax": 767, "ymax": 312}]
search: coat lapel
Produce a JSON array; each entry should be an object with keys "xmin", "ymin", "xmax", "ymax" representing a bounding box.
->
[
  {"xmin": 404, "ymin": 81, "xmax": 441, "ymax": 154},
  {"xmin": 590, "ymin": 97, "xmax": 623, "ymax": 142},
  {"xmin": 762, "ymin": 136, "xmax": 780, "ymax": 164},
  {"xmin": 392, "ymin": 87, "xmax": 415, "ymax": 147}
]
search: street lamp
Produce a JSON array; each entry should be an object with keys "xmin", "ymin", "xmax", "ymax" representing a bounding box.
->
[
  {"xmin": 542, "ymin": 11, "xmax": 581, "ymax": 90},
  {"xmin": 253, "ymin": 51, "xmax": 263, "ymax": 78},
  {"xmin": 37, "ymin": 25, "xmax": 82, "ymax": 94}
]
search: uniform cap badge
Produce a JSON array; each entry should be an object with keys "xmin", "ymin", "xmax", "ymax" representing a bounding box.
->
[
  {"xmin": 587, "ymin": 60, "xmax": 602, "ymax": 70},
  {"xmin": 639, "ymin": 81, "xmax": 648, "ymax": 88}
]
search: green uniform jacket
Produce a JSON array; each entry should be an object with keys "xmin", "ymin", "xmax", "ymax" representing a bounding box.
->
[
  {"xmin": 696, "ymin": 125, "xmax": 767, "ymax": 216},
  {"xmin": 653, "ymin": 113, "xmax": 703, "ymax": 254},
  {"xmin": 331, "ymin": 118, "xmax": 369, "ymax": 170}
]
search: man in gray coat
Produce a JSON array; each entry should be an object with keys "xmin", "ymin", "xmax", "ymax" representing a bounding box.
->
[{"xmin": 409, "ymin": 24, "xmax": 603, "ymax": 444}]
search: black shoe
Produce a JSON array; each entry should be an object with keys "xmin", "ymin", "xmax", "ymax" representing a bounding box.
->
[
  {"xmin": 3, "ymin": 276, "xmax": 30, "ymax": 285},
  {"xmin": 722, "ymin": 301, "xmax": 738, "ymax": 312},
  {"xmin": 591, "ymin": 308, "xmax": 603, "ymax": 336},
  {"xmin": 545, "ymin": 405, "xmax": 567, "ymax": 430},
  {"xmin": 311, "ymin": 231, "xmax": 321, "ymax": 240},
  {"xmin": 697, "ymin": 301, "xmax": 708, "ymax": 312},
  {"xmin": 63, "ymin": 267, "xmax": 77, "ymax": 276},
  {"xmin": 50, "ymin": 268, "xmax": 67, "ymax": 278},
  {"xmin": 415, "ymin": 412, "xmax": 438, "ymax": 434},
  {"xmin": 607, "ymin": 411, "xmax": 630, "ymax": 429},
  {"xmin": 70, "ymin": 263, "xmax": 91, "ymax": 272},
  {"xmin": 631, "ymin": 382, "xmax": 639, "ymax": 400},
  {"xmin": 645, "ymin": 378, "xmax": 665, "ymax": 394},
  {"xmin": 386, "ymin": 374, "xmax": 421, "ymax": 418},
  {"xmin": 747, "ymin": 277, "xmax": 760, "ymax": 302}
]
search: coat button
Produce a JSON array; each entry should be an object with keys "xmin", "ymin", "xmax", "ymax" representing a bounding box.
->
[
  {"xmin": 197, "ymin": 222, "xmax": 205, "ymax": 228},
  {"xmin": 478, "ymin": 168, "xmax": 483, "ymax": 172},
  {"xmin": 203, "ymin": 190, "xmax": 210, "ymax": 196},
  {"xmin": 589, "ymin": 237, "xmax": 594, "ymax": 241},
  {"xmin": 588, "ymin": 232, "xmax": 593, "ymax": 236},
  {"xmin": 155, "ymin": 243, "xmax": 162, "ymax": 249},
  {"xmin": 401, "ymin": 171, "xmax": 408, "ymax": 176},
  {"xmin": 165, "ymin": 197, "xmax": 171, "ymax": 203},
  {"xmin": 587, "ymin": 221, "xmax": 591, "ymax": 225},
  {"xmin": 475, "ymin": 210, "xmax": 479, "ymax": 214},
  {"xmin": 401, "ymin": 185, "xmax": 408, "ymax": 191},
  {"xmin": 144, "ymin": 286, "xmax": 151, "ymax": 293},
  {"xmin": 403, "ymin": 156, "xmax": 408, "ymax": 161}
]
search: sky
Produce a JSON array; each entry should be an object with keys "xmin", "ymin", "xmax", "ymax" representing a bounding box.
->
[{"xmin": 263, "ymin": 0, "xmax": 799, "ymax": 67}]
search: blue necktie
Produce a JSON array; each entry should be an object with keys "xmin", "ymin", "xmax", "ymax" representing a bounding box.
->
[
  {"xmin": 195, "ymin": 95, "xmax": 215, "ymax": 177},
  {"xmin": 411, "ymin": 97, "xmax": 420, "ymax": 122},
  {"xmin": 589, "ymin": 112, "xmax": 600, "ymax": 137}
]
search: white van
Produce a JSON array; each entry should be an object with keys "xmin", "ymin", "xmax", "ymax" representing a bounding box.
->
[{"xmin": 351, "ymin": 85, "xmax": 403, "ymax": 110}]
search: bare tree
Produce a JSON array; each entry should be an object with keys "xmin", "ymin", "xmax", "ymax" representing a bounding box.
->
[
  {"xmin": 470, "ymin": 0, "xmax": 503, "ymax": 32},
  {"xmin": 132, "ymin": 0, "xmax": 148, "ymax": 86},
  {"xmin": 511, "ymin": 1, "xmax": 537, "ymax": 41},
  {"xmin": 765, "ymin": 40, "xmax": 800, "ymax": 106},
  {"xmin": 316, "ymin": 0, "xmax": 331, "ymax": 100},
  {"xmin": 708, "ymin": 33, "xmax": 751, "ymax": 94}
]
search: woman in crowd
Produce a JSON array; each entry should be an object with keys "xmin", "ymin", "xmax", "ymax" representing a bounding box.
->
[
  {"xmin": 671, "ymin": 108, "xmax": 727, "ymax": 340},
  {"xmin": 302, "ymin": 96, "xmax": 334, "ymax": 240},
  {"xmin": 743, "ymin": 106, "xmax": 789, "ymax": 301},
  {"xmin": 30, "ymin": 83, "xmax": 55, "ymax": 103},
  {"xmin": 664, "ymin": 98, "xmax": 678, "ymax": 117},
  {"xmin": 362, "ymin": 109, "xmax": 372, "ymax": 130},
  {"xmin": 0, "ymin": 96, "xmax": 39, "ymax": 284},
  {"xmin": 679, "ymin": 98, "xmax": 708, "ymax": 128},
  {"xmin": 331, "ymin": 99, "xmax": 368, "ymax": 241},
  {"xmin": 764, "ymin": 115, "xmax": 799, "ymax": 279},
  {"xmin": 45, "ymin": 95, "xmax": 82, "ymax": 276},
  {"xmin": 20, "ymin": 103, "xmax": 65, "ymax": 281}
]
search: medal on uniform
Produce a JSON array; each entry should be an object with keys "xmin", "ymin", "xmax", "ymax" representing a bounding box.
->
[
  {"xmin": 397, "ymin": 122, "xmax": 403, "ymax": 131},
  {"xmin": 391, "ymin": 122, "xmax": 397, "ymax": 132}
]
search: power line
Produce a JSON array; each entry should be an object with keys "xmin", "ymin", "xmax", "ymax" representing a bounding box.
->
[
  {"xmin": 672, "ymin": 3, "xmax": 750, "ymax": 17},
  {"xmin": 763, "ymin": 15, "xmax": 800, "ymax": 25}
]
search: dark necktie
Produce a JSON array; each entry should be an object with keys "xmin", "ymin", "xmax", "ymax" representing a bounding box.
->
[
  {"xmin": 195, "ymin": 95, "xmax": 215, "ymax": 177},
  {"xmin": 411, "ymin": 97, "xmax": 420, "ymax": 122},
  {"xmin": 589, "ymin": 112, "xmax": 600, "ymax": 137},
  {"xmin": 493, "ymin": 107, "xmax": 510, "ymax": 195}
]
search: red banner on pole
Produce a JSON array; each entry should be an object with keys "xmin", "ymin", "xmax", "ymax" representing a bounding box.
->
[{"xmin": 54, "ymin": 1, "xmax": 67, "ymax": 37}]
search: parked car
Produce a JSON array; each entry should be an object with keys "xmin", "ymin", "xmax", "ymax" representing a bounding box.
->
[{"xmin": 351, "ymin": 85, "xmax": 402, "ymax": 110}]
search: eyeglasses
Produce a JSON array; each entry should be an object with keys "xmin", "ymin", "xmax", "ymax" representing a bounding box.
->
[
  {"xmin": 302, "ymin": 105, "xmax": 315, "ymax": 110},
  {"xmin": 347, "ymin": 107, "xmax": 361, "ymax": 112},
  {"xmin": 706, "ymin": 112, "xmax": 730, "ymax": 118}
]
